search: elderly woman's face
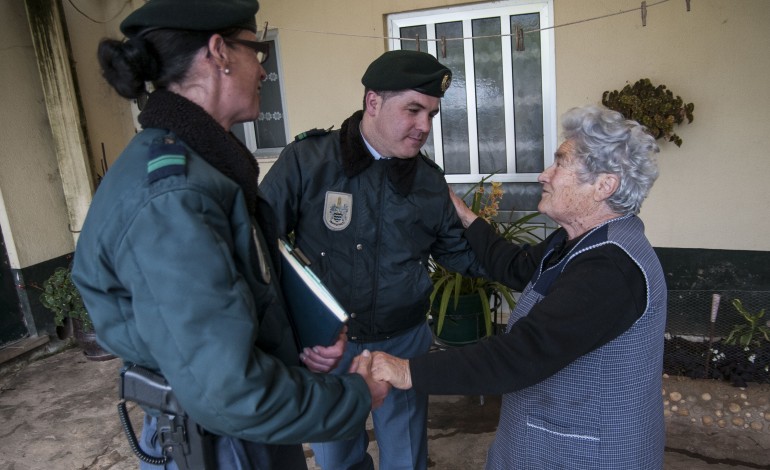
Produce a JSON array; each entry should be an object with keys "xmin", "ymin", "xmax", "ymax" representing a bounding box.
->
[{"xmin": 537, "ymin": 140, "xmax": 599, "ymax": 226}]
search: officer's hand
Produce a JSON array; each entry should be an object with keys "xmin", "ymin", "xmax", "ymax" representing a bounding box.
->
[
  {"xmin": 300, "ymin": 327, "xmax": 348, "ymax": 373},
  {"xmin": 349, "ymin": 350, "xmax": 390, "ymax": 410},
  {"xmin": 371, "ymin": 351, "xmax": 413, "ymax": 390}
]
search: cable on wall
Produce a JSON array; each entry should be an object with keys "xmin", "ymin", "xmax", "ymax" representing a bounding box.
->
[{"xmin": 65, "ymin": 0, "xmax": 131, "ymax": 24}]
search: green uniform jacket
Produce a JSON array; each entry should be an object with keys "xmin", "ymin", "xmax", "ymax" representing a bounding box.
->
[{"xmin": 72, "ymin": 127, "xmax": 370, "ymax": 445}]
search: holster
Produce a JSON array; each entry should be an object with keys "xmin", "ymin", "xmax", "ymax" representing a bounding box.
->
[{"xmin": 119, "ymin": 364, "xmax": 216, "ymax": 470}]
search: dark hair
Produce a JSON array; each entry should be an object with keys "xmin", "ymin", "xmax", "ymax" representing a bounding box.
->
[
  {"xmin": 97, "ymin": 28, "xmax": 241, "ymax": 99},
  {"xmin": 361, "ymin": 88, "xmax": 400, "ymax": 112}
]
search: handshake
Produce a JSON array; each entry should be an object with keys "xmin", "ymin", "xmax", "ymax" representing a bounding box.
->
[
  {"xmin": 350, "ymin": 350, "xmax": 413, "ymax": 409},
  {"xmin": 298, "ymin": 329, "xmax": 413, "ymax": 410}
]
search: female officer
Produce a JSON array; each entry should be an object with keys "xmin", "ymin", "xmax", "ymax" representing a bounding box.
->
[{"xmin": 72, "ymin": 1, "xmax": 386, "ymax": 468}]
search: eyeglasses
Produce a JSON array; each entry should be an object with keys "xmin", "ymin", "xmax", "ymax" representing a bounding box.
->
[{"xmin": 226, "ymin": 38, "xmax": 269, "ymax": 64}]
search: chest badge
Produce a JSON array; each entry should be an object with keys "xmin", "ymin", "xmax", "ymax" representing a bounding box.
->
[{"xmin": 324, "ymin": 191, "xmax": 352, "ymax": 231}]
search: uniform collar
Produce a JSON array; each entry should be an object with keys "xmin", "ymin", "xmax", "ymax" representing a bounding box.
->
[
  {"xmin": 339, "ymin": 110, "xmax": 418, "ymax": 197},
  {"xmin": 138, "ymin": 89, "xmax": 260, "ymax": 216}
]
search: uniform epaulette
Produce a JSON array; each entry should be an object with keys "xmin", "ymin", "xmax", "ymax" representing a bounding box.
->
[
  {"xmin": 147, "ymin": 135, "xmax": 187, "ymax": 183},
  {"xmin": 294, "ymin": 126, "xmax": 334, "ymax": 142},
  {"xmin": 420, "ymin": 153, "xmax": 446, "ymax": 175}
]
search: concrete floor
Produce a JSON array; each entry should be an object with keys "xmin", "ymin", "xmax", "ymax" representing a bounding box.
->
[{"xmin": 1, "ymin": 346, "xmax": 768, "ymax": 470}]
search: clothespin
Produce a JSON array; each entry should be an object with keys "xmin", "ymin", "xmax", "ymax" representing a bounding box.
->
[
  {"xmin": 641, "ymin": 1, "xmax": 647, "ymax": 27},
  {"xmin": 260, "ymin": 22, "xmax": 269, "ymax": 41},
  {"xmin": 415, "ymin": 33, "xmax": 420, "ymax": 52},
  {"xmin": 686, "ymin": 0, "xmax": 691, "ymax": 11},
  {"xmin": 515, "ymin": 26, "xmax": 525, "ymax": 52},
  {"xmin": 440, "ymin": 36, "xmax": 447, "ymax": 58}
]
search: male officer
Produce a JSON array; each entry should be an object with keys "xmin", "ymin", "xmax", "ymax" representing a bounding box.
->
[{"xmin": 260, "ymin": 50, "xmax": 484, "ymax": 470}]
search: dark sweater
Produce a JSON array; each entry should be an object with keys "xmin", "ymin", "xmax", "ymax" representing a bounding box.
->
[{"xmin": 410, "ymin": 218, "xmax": 647, "ymax": 395}]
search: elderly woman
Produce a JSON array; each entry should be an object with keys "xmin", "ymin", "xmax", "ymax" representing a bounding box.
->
[
  {"xmin": 72, "ymin": 1, "xmax": 385, "ymax": 469},
  {"xmin": 372, "ymin": 104, "xmax": 667, "ymax": 469}
]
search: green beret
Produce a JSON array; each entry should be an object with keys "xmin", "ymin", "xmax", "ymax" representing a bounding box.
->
[
  {"xmin": 121, "ymin": 0, "xmax": 259, "ymax": 38},
  {"xmin": 361, "ymin": 50, "xmax": 452, "ymax": 98}
]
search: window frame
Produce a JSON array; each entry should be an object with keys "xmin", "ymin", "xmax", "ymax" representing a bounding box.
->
[
  {"xmin": 237, "ymin": 29, "xmax": 291, "ymax": 158},
  {"xmin": 387, "ymin": 0, "xmax": 557, "ymax": 183}
]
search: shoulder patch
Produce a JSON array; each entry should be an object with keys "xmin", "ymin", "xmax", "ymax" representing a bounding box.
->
[
  {"xmin": 419, "ymin": 153, "xmax": 445, "ymax": 175},
  {"xmin": 294, "ymin": 126, "xmax": 334, "ymax": 142},
  {"xmin": 147, "ymin": 137, "xmax": 187, "ymax": 183}
]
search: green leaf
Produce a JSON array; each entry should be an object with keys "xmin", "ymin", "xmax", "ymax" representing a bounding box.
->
[
  {"xmin": 477, "ymin": 287, "xmax": 492, "ymax": 336},
  {"xmin": 601, "ymin": 78, "xmax": 693, "ymax": 146}
]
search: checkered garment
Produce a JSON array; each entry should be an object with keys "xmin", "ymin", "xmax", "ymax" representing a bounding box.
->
[{"xmin": 486, "ymin": 215, "xmax": 667, "ymax": 470}]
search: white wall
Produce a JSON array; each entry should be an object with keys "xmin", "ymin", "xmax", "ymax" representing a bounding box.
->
[
  {"xmin": 63, "ymin": 0, "xmax": 138, "ymax": 171},
  {"xmin": 553, "ymin": 0, "xmax": 770, "ymax": 250},
  {"xmin": 0, "ymin": 0, "xmax": 73, "ymax": 268},
  {"xmin": 56, "ymin": 0, "xmax": 770, "ymax": 253},
  {"xmin": 255, "ymin": 0, "xmax": 770, "ymax": 251}
]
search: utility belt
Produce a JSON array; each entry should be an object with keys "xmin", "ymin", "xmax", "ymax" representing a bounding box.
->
[
  {"xmin": 346, "ymin": 314, "xmax": 427, "ymax": 343},
  {"xmin": 118, "ymin": 364, "xmax": 215, "ymax": 470}
]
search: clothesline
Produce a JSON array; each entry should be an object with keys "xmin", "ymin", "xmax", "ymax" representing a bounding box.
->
[
  {"xmin": 268, "ymin": 0, "xmax": 680, "ymax": 45},
  {"xmin": 68, "ymin": 0, "xmax": 688, "ymax": 44}
]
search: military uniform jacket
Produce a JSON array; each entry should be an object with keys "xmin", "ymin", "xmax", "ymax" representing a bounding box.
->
[
  {"xmin": 72, "ymin": 118, "xmax": 370, "ymax": 446},
  {"xmin": 260, "ymin": 111, "xmax": 484, "ymax": 341}
]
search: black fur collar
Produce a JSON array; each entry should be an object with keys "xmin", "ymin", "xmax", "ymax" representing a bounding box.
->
[
  {"xmin": 339, "ymin": 110, "xmax": 418, "ymax": 197},
  {"xmin": 138, "ymin": 89, "xmax": 260, "ymax": 216}
]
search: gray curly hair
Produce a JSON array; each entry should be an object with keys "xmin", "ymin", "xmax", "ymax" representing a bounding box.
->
[{"xmin": 561, "ymin": 105, "xmax": 660, "ymax": 215}]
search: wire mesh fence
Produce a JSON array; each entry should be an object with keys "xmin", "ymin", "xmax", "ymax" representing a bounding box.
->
[{"xmin": 664, "ymin": 290, "xmax": 770, "ymax": 386}]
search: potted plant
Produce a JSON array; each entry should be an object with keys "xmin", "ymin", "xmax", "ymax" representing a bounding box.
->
[
  {"xmin": 430, "ymin": 176, "xmax": 544, "ymax": 345},
  {"xmin": 39, "ymin": 266, "xmax": 114, "ymax": 360},
  {"xmin": 602, "ymin": 78, "xmax": 694, "ymax": 147},
  {"xmin": 40, "ymin": 266, "xmax": 92, "ymax": 332}
]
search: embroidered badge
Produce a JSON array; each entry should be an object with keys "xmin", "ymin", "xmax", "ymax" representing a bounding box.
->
[{"xmin": 324, "ymin": 191, "xmax": 352, "ymax": 231}]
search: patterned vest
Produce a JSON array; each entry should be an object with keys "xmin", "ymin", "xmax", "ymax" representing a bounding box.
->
[{"xmin": 486, "ymin": 215, "xmax": 667, "ymax": 470}]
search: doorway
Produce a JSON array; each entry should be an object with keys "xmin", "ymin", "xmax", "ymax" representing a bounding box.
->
[{"xmin": 0, "ymin": 228, "xmax": 27, "ymax": 346}]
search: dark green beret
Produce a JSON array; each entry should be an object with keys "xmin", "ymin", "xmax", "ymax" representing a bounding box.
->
[
  {"xmin": 121, "ymin": 0, "xmax": 259, "ymax": 38},
  {"xmin": 361, "ymin": 50, "xmax": 452, "ymax": 98}
]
